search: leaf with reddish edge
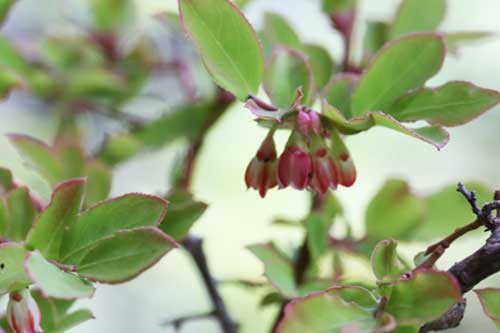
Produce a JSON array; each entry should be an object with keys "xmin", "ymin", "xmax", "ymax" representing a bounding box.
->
[
  {"xmin": 0, "ymin": 243, "xmax": 31, "ymax": 294},
  {"xmin": 328, "ymin": 127, "xmax": 356, "ymax": 187},
  {"xmin": 323, "ymin": 101, "xmax": 450, "ymax": 150},
  {"xmin": 387, "ymin": 81, "xmax": 500, "ymax": 127},
  {"xmin": 264, "ymin": 46, "xmax": 315, "ymax": 109},
  {"xmin": 322, "ymin": 73, "xmax": 359, "ymax": 120},
  {"xmin": 247, "ymin": 243, "xmax": 297, "ymax": 298},
  {"xmin": 371, "ymin": 240, "xmax": 407, "ymax": 284},
  {"xmin": 178, "ymin": 0, "xmax": 263, "ymax": 101},
  {"xmin": 276, "ymin": 287, "xmax": 395, "ymax": 333},
  {"xmin": 385, "ymin": 270, "xmax": 461, "ymax": 325},
  {"xmin": 26, "ymin": 179, "xmax": 85, "ymax": 260},
  {"xmin": 245, "ymin": 88, "xmax": 303, "ymax": 122},
  {"xmin": 60, "ymin": 193, "xmax": 169, "ymax": 265},
  {"xmin": 3, "ymin": 186, "xmax": 36, "ymax": 241},
  {"xmin": 475, "ymin": 288, "xmax": 500, "ymax": 329},
  {"xmin": 351, "ymin": 33, "xmax": 445, "ymax": 117},
  {"xmin": 389, "ymin": 0, "xmax": 446, "ymax": 39},
  {"xmin": 24, "ymin": 251, "xmax": 95, "ymax": 299},
  {"xmin": 75, "ymin": 227, "xmax": 177, "ymax": 284}
]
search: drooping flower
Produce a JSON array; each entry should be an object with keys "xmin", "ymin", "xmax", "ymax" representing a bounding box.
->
[
  {"xmin": 309, "ymin": 137, "xmax": 339, "ymax": 194},
  {"xmin": 7, "ymin": 289, "xmax": 43, "ymax": 333},
  {"xmin": 245, "ymin": 132, "xmax": 278, "ymax": 197},
  {"xmin": 278, "ymin": 132, "xmax": 313, "ymax": 190},
  {"xmin": 296, "ymin": 107, "xmax": 321, "ymax": 137},
  {"xmin": 329, "ymin": 128, "xmax": 357, "ymax": 187}
]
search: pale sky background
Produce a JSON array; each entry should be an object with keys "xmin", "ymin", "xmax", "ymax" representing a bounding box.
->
[{"xmin": 1, "ymin": 0, "xmax": 500, "ymax": 332}]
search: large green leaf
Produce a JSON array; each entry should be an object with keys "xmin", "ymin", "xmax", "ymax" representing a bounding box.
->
[
  {"xmin": 84, "ymin": 160, "xmax": 111, "ymax": 205},
  {"xmin": 389, "ymin": 0, "xmax": 446, "ymax": 39},
  {"xmin": 264, "ymin": 46, "xmax": 314, "ymax": 109},
  {"xmin": 76, "ymin": 227, "xmax": 176, "ymax": 283},
  {"xmin": 351, "ymin": 34, "xmax": 445, "ymax": 117},
  {"xmin": 248, "ymin": 243, "xmax": 297, "ymax": 298},
  {"xmin": 323, "ymin": 102, "xmax": 450, "ymax": 149},
  {"xmin": 387, "ymin": 81, "xmax": 500, "ymax": 127},
  {"xmin": 322, "ymin": 0, "xmax": 356, "ymax": 14},
  {"xmin": 386, "ymin": 270, "xmax": 461, "ymax": 324},
  {"xmin": 276, "ymin": 287, "xmax": 395, "ymax": 333},
  {"xmin": 262, "ymin": 13, "xmax": 302, "ymax": 50},
  {"xmin": 61, "ymin": 193, "xmax": 169, "ymax": 264},
  {"xmin": 371, "ymin": 240, "xmax": 406, "ymax": 284},
  {"xmin": 160, "ymin": 190, "xmax": 207, "ymax": 241},
  {"xmin": 179, "ymin": 0, "xmax": 263, "ymax": 100},
  {"xmin": 304, "ymin": 44, "xmax": 335, "ymax": 90},
  {"xmin": 26, "ymin": 179, "xmax": 85, "ymax": 260},
  {"xmin": 475, "ymin": 288, "xmax": 500, "ymax": 329},
  {"xmin": 364, "ymin": 21, "xmax": 389, "ymax": 57},
  {"xmin": 365, "ymin": 179, "xmax": 426, "ymax": 242},
  {"xmin": 3, "ymin": 187, "xmax": 36, "ymax": 241},
  {"xmin": 25, "ymin": 251, "xmax": 95, "ymax": 299},
  {"xmin": 0, "ymin": 243, "xmax": 31, "ymax": 294},
  {"xmin": 322, "ymin": 74, "xmax": 358, "ymax": 120},
  {"xmin": 414, "ymin": 181, "xmax": 492, "ymax": 241}
]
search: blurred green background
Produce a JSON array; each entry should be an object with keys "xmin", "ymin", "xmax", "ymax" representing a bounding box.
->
[{"xmin": 1, "ymin": 0, "xmax": 500, "ymax": 332}]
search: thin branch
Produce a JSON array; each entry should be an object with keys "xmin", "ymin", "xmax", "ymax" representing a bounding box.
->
[{"xmin": 162, "ymin": 311, "xmax": 215, "ymax": 331}]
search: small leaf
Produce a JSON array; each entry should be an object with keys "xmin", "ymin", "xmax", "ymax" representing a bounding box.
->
[
  {"xmin": 90, "ymin": 0, "xmax": 135, "ymax": 31},
  {"xmin": 306, "ymin": 214, "xmax": 332, "ymax": 262},
  {"xmin": 0, "ymin": 36, "xmax": 30, "ymax": 75},
  {"xmin": 76, "ymin": 227, "xmax": 176, "ymax": 283},
  {"xmin": 178, "ymin": 0, "xmax": 263, "ymax": 101},
  {"xmin": 371, "ymin": 240, "xmax": 406, "ymax": 283},
  {"xmin": 385, "ymin": 270, "xmax": 461, "ymax": 325},
  {"xmin": 100, "ymin": 133, "xmax": 144, "ymax": 165},
  {"xmin": 322, "ymin": 74, "xmax": 359, "ymax": 120},
  {"xmin": 25, "ymin": 251, "xmax": 95, "ymax": 299},
  {"xmin": 276, "ymin": 287, "xmax": 394, "ymax": 333},
  {"xmin": 58, "ymin": 309, "xmax": 94, "ymax": 331},
  {"xmin": 444, "ymin": 32, "xmax": 495, "ymax": 55},
  {"xmin": 262, "ymin": 13, "xmax": 302, "ymax": 50},
  {"xmin": 364, "ymin": 21, "xmax": 389, "ymax": 57},
  {"xmin": 351, "ymin": 34, "xmax": 445, "ymax": 117},
  {"xmin": 389, "ymin": 0, "xmax": 446, "ymax": 39},
  {"xmin": 26, "ymin": 179, "xmax": 85, "ymax": 260},
  {"xmin": 264, "ymin": 46, "xmax": 314, "ymax": 109},
  {"xmin": 387, "ymin": 81, "xmax": 500, "ymax": 127},
  {"xmin": 61, "ymin": 193, "xmax": 169, "ymax": 264},
  {"xmin": 0, "ymin": 67, "xmax": 21, "ymax": 98},
  {"xmin": 0, "ymin": 167, "xmax": 13, "ymax": 193},
  {"xmin": 414, "ymin": 181, "xmax": 492, "ymax": 241},
  {"xmin": 0, "ymin": 243, "xmax": 31, "ymax": 294},
  {"xmin": 365, "ymin": 179, "xmax": 426, "ymax": 242},
  {"xmin": 322, "ymin": 0, "xmax": 356, "ymax": 14},
  {"xmin": 304, "ymin": 44, "xmax": 335, "ymax": 90},
  {"xmin": 248, "ymin": 243, "xmax": 297, "ymax": 298},
  {"xmin": 160, "ymin": 190, "xmax": 207, "ymax": 241},
  {"xmin": 84, "ymin": 160, "xmax": 111, "ymax": 205},
  {"xmin": 475, "ymin": 288, "xmax": 500, "ymax": 329},
  {"xmin": 4, "ymin": 187, "xmax": 36, "ymax": 241}
]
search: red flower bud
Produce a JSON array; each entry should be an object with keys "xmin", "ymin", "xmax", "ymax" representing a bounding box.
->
[
  {"xmin": 278, "ymin": 145, "xmax": 312, "ymax": 190},
  {"xmin": 7, "ymin": 290, "xmax": 42, "ymax": 333},
  {"xmin": 296, "ymin": 108, "xmax": 322, "ymax": 137},
  {"xmin": 245, "ymin": 134, "xmax": 278, "ymax": 198},
  {"xmin": 310, "ymin": 147, "xmax": 339, "ymax": 194}
]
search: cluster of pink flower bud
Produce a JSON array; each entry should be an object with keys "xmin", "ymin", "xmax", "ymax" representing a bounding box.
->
[
  {"xmin": 245, "ymin": 108, "xmax": 356, "ymax": 197},
  {"xmin": 6, "ymin": 289, "xmax": 43, "ymax": 333}
]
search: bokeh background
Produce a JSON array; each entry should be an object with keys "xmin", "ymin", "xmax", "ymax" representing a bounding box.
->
[{"xmin": 1, "ymin": 0, "xmax": 500, "ymax": 332}]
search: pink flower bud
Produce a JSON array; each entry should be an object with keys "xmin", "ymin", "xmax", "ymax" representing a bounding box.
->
[
  {"xmin": 7, "ymin": 290, "xmax": 43, "ymax": 333},
  {"xmin": 309, "ymin": 147, "xmax": 339, "ymax": 194},
  {"xmin": 245, "ymin": 134, "xmax": 278, "ymax": 198},
  {"xmin": 296, "ymin": 108, "xmax": 322, "ymax": 137},
  {"xmin": 278, "ymin": 145, "xmax": 312, "ymax": 190}
]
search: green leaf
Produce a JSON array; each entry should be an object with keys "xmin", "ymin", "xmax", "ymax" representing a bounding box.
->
[
  {"xmin": 90, "ymin": 0, "xmax": 135, "ymax": 31},
  {"xmin": 61, "ymin": 193, "xmax": 169, "ymax": 264},
  {"xmin": 0, "ymin": 0, "xmax": 16, "ymax": 24},
  {"xmin": 387, "ymin": 81, "xmax": 500, "ymax": 127},
  {"xmin": 264, "ymin": 46, "xmax": 314, "ymax": 108},
  {"xmin": 248, "ymin": 243, "xmax": 297, "ymax": 298},
  {"xmin": 179, "ymin": 0, "xmax": 263, "ymax": 101},
  {"xmin": 3, "ymin": 187, "xmax": 36, "ymax": 241},
  {"xmin": 100, "ymin": 134, "xmax": 144, "ymax": 165},
  {"xmin": 323, "ymin": 102, "xmax": 450, "ymax": 149},
  {"xmin": 160, "ymin": 190, "xmax": 207, "ymax": 241},
  {"xmin": 0, "ymin": 36, "xmax": 30, "ymax": 75},
  {"xmin": 84, "ymin": 160, "xmax": 111, "ymax": 205},
  {"xmin": 76, "ymin": 227, "xmax": 176, "ymax": 283},
  {"xmin": 444, "ymin": 32, "xmax": 495, "ymax": 55},
  {"xmin": 371, "ymin": 240, "xmax": 406, "ymax": 283},
  {"xmin": 304, "ymin": 44, "xmax": 335, "ymax": 90},
  {"xmin": 322, "ymin": 0, "xmax": 356, "ymax": 14},
  {"xmin": 365, "ymin": 179, "xmax": 426, "ymax": 242},
  {"xmin": 262, "ymin": 13, "xmax": 302, "ymax": 50},
  {"xmin": 0, "ymin": 167, "xmax": 13, "ymax": 193},
  {"xmin": 322, "ymin": 74, "xmax": 358, "ymax": 120},
  {"xmin": 32, "ymin": 289, "xmax": 94, "ymax": 331},
  {"xmin": 351, "ymin": 34, "xmax": 445, "ymax": 117},
  {"xmin": 0, "ymin": 243, "xmax": 31, "ymax": 294},
  {"xmin": 276, "ymin": 287, "xmax": 395, "ymax": 333},
  {"xmin": 475, "ymin": 288, "xmax": 500, "ymax": 329},
  {"xmin": 364, "ymin": 21, "xmax": 389, "ymax": 57},
  {"xmin": 389, "ymin": 0, "xmax": 446, "ymax": 39},
  {"xmin": 306, "ymin": 214, "xmax": 332, "ymax": 262},
  {"xmin": 9, "ymin": 134, "xmax": 63, "ymax": 186},
  {"xmin": 0, "ymin": 67, "xmax": 21, "ymax": 98},
  {"xmin": 26, "ymin": 179, "xmax": 85, "ymax": 260},
  {"xmin": 414, "ymin": 181, "xmax": 492, "ymax": 241},
  {"xmin": 25, "ymin": 251, "xmax": 95, "ymax": 299},
  {"xmin": 385, "ymin": 270, "xmax": 461, "ymax": 325}
]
